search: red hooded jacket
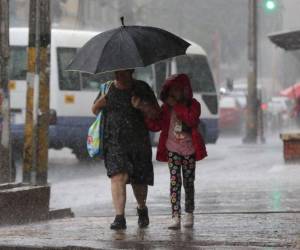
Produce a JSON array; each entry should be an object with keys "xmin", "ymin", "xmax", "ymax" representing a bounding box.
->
[{"xmin": 145, "ymin": 74, "xmax": 207, "ymax": 162}]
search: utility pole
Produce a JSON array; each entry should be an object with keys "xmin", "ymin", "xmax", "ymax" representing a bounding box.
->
[
  {"xmin": 244, "ymin": 0, "xmax": 258, "ymax": 143},
  {"xmin": 36, "ymin": 0, "xmax": 50, "ymax": 185},
  {"xmin": 0, "ymin": 0, "xmax": 11, "ymax": 183},
  {"xmin": 212, "ymin": 31, "xmax": 221, "ymax": 88},
  {"xmin": 23, "ymin": 0, "xmax": 37, "ymax": 183}
]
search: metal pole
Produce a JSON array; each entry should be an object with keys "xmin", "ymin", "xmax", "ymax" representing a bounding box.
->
[
  {"xmin": 31, "ymin": 0, "xmax": 41, "ymax": 184},
  {"xmin": 212, "ymin": 31, "xmax": 221, "ymax": 88},
  {"xmin": 244, "ymin": 0, "xmax": 258, "ymax": 143},
  {"xmin": 36, "ymin": 0, "xmax": 50, "ymax": 185},
  {"xmin": 0, "ymin": 0, "xmax": 11, "ymax": 183},
  {"xmin": 257, "ymin": 90, "xmax": 266, "ymax": 143},
  {"xmin": 23, "ymin": 0, "xmax": 37, "ymax": 183}
]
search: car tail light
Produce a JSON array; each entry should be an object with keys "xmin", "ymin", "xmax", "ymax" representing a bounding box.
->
[{"xmin": 261, "ymin": 103, "xmax": 268, "ymax": 110}]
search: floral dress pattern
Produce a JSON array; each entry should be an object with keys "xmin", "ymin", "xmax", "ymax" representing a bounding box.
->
[{"xmin": 102, "ymin": 81, "xmax": 154, "ymax": 185}]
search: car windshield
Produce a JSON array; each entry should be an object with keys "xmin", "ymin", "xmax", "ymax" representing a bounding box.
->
[
  {"xmin": 9, "ymin": 46, "xmax": 27, "ymax": 80},
  {"xmin": 220, "ymin": 97, "xmax": 237, "ymax": 108},
  {"xmin": 236, "ymin": 96, "xmax": 246, "ymax": 107},
  {"xmin": 176, "ymin": 54, "xmax": 216, "ymax": 93}
]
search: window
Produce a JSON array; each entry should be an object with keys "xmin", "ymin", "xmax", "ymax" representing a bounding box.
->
[
  {"xmin": 9, "ymin": 46, "xmax": 27, "ymax": 80},
  {"xmin": 57, "ymin": 47, "xmax": 80, "ymax": 90},
  {"xmin": 134, "ymin": 65, "xmax": 154, "ymax": 85},
  {"xmin": 176, "ymin": 55, "xmax": 216, "ymax": 93},
  {"xmin": 154, "ymin": 61, "xmax": 167, "ymax": 95},
  {"xmin": 57, "ymin": 47, "xmax": 115, "ymax": 91},
  {"xmin": 220, "ymin": 97, "xmax": 237, "ymax": 108},
  {"xmin": 81, "ymin": 72, "xmax": 114, "ymax": 90}
]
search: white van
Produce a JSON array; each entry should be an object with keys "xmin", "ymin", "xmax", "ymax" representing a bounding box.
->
[
  {"xmin": 10, "ymin": 28, "xmax": 106, "ymax": 160},
  {"xmin": 9, "ymin": 28, "xmax": 218, "ymax": 161}
]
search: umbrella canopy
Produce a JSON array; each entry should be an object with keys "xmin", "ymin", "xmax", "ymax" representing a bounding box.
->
[
  {"xmin": 280, "ymin": 82, "xmax": 300, "ymax": 99},
  {"xmin": 67, "ymin": 22, "xmax": 190, "ymax": 74}
]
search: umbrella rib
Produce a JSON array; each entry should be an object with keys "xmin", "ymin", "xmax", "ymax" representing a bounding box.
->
[
  {"xmin": 94, "ymin": 28, "xmax": 124, "ymax": 73},
  {"xmin": 121, "ymin": 28, "xmax": 145, "ymax": 66}
]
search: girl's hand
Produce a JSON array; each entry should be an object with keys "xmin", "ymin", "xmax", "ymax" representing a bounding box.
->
[{"xmin": 166, "ymin": 96, "xmax": 177, "ymax": 107}]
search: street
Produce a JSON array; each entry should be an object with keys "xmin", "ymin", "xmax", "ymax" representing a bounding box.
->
[
  {"xmin": 2, "ymin": 135, "xmax": 298, "ymax": 249},
  {"xmin": 42, "ymin": 135, "xmax": 300, "ymax": 217}
]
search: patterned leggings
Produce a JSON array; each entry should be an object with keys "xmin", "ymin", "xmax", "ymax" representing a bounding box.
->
[{"xmin": 168, "ymin": 151, "xmax": 196, "ymax": 217}]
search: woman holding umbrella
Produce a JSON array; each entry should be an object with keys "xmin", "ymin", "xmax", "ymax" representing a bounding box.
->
[
  {"xmin": 92, "ymin": 69, "xmax": 159, "ymax": 230},
  {"xmin": 68, "ymin": 18, "xmax": 190, "ymax": 230}
]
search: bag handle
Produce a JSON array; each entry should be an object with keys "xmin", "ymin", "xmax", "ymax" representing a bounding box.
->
[{"xmin": 100, "ymin": 80, "xmax": 113, "ymax": 96}]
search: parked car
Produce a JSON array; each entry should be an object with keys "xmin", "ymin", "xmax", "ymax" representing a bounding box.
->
[{"xmin": 219, "ymin": 96, "xmax": 244, "ymax": 132}]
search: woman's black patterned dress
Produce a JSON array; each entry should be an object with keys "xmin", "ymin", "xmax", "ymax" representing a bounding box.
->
[{"xmin": 103, "ymin": 80, "xmax": 154, "ymax": 186}]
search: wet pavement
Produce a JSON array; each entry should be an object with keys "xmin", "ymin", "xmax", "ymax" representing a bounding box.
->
[
  {"xmin": 3, "ymin": 135, "xmax": 300, "ymax": 249},
  {"xmin": 44, "ymin": 136, "xmax": 300, "ymax": 217},
  {"xmin": 0, "ymin": 212, "xmax": 299, "ymax": 249}
]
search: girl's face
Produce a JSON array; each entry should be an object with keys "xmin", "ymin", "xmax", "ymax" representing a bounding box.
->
[{"xmin": 168, "ymin": 84, "xmax": 184, "ymax": 102}]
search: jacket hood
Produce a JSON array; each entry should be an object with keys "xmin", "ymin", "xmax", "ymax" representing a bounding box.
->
[{"xmin": 160, "ymin": 73, "xmax": 193, "ymax": 102}]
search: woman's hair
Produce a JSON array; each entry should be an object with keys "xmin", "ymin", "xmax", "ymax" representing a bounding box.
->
[{"xmin": 160, "ymin": 89, "xmax": 169, "ymax": 102}]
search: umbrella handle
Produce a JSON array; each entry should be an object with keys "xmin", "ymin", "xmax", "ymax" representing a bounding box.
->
[{"xmin": 120, "ymin": 16, "xmax": 125, "ymax": 27}]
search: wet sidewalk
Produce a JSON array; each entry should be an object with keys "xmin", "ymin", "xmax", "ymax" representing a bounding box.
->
[
  {"xmin": 4, "ymin": 137, "xmax": 300, "ymax": 249},
  {"xmin": 0, "ymin": 211, "xmax": 299, "ymax": 249}
]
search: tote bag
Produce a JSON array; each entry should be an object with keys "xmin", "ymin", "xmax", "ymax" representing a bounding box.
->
[{"xmin": 87, "ymin": 81, "xmax": 112, "ymax": 157}]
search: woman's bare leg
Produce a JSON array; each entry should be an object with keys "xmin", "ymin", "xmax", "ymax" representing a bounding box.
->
[{"xmin": 111, "ymin": 172, "xmax": 129, "ymax": 215}]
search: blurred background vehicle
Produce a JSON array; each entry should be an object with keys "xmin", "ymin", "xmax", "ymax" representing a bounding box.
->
[
  {"xmin": 266, "ymin": 96, "xmax": 293, "ymax": 130},
  {"xmin": 219, "ymin": 96, "xmax": 244, "ymax": 133}
]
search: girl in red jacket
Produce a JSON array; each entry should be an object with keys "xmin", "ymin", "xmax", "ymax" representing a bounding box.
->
[{"xmin": 146, "ymin": 73, "xmax": 207, "ymax": 229}]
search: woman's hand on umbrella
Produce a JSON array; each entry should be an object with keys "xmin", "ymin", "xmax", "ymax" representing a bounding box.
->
[{"xmin": 131, "ymin": 96, "xmax": 142, "ymax": 109}]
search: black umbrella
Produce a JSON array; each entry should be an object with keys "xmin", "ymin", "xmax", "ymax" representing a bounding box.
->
[{"xmin": 67, "ymin": 18, "xmax": 190, "ymax": 74}]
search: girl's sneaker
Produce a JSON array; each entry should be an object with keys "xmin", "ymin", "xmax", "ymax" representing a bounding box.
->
[
  {"xmin": 183, "ymin": 213, "xmax": 194, "ymax": 228},
  {"xmin": 168, "ymin": 216, "xmax": 181, "ymax": 230}
]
